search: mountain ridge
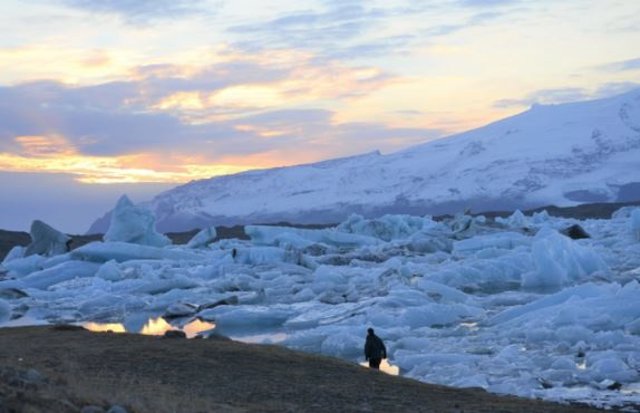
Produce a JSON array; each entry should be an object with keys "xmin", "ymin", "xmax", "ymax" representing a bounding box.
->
[{"xmin": 89, "ymin": 88, "xmax": 640, "ymax": 233}]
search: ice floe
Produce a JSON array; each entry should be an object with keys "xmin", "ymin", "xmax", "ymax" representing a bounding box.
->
[{"xmin": 2, "ymin": 208, "xmax": 640, "ymax": 409}]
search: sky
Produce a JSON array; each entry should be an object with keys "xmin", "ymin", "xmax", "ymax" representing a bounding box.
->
[{"xmin": 1, "ymin": 0, "xmax": 639, "ymax": 233}]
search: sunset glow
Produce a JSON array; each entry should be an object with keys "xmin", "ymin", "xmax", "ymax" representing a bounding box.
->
[
  {"xmin": 0, "ymin": 136, "xmax": 252, "ymax": 183},
  {"xmin": 1, "ymin": 0, "xmax": 639, "ymax": 231},
  {"xmin": 84, "ymin": 318, "xmax": 216, "ymax": 338}
]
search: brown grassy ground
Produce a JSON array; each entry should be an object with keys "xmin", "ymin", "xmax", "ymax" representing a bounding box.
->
[{"xmin": 0, "ymin": 326, "xmax": 612, "ymax": 413}]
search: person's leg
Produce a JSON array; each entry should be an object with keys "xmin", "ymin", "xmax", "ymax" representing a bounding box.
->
[{"xmin": 369, "ymin": 358, "xmax": 381, "ymax": 369}]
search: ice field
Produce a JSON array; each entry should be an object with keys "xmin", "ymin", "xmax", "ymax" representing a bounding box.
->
[{"xmin": 3, "ymin": 197, "xmax": 640, "ymax": 409}]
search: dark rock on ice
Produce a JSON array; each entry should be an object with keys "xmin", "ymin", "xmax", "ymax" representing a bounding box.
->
[
  {"xmin": 607, "ymin": 381, "xmax": 623, "ymax": 391},
  {"xmin": 560, "ymin": 224, "xmax": 591, "ymax": 239}
]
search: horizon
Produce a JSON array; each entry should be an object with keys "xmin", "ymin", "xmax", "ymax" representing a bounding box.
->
[{"xmin": 1, "ymin": 0, "xmax": 640, "ymax": 232}]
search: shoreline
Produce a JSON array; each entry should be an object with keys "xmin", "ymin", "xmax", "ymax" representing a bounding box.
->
[{"xmin": 0, "ymin": 325, "xmax": 612, "ymax": 412}]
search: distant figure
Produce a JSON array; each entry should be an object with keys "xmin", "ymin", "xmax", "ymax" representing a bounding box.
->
[{"xmin": 364, "ymin": 328, "xmax": 387, "ymax": 369}]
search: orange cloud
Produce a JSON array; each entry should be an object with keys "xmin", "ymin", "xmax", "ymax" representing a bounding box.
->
[
  {"xmin": 15, "ymin": 135, "xmax": 75, "ymax": 157},
  {"xmin": 148, "ymin": 48, "xmax": 398, "ymax": 123},
  {"xmin": 0, "ymin": 45, "xmax": 137, "ymax": 85},
  {"xmin": 0, "ymin": 135, "xmax": 257, "ymax": 184},
  {"xmin": 234, "ymin": 124, "xmax": 289, "ymax": 138}
]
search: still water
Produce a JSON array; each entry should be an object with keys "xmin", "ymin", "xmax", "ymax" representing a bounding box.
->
[
  {"xmin": 84, "ymin": 317, "xmax": 215, "ymax": 338},
  {"xmin": 84, "ymin": 317, "xmax": 399, "ymax": 375}
]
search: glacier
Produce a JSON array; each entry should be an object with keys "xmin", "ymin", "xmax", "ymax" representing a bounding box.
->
[
  {"xmin": 4, "ymin": 207, "xmax": 640, "ymax": 409},
  {"xmin": 88, "ymin": 88, "xmax": 640, "ymax": 233}
]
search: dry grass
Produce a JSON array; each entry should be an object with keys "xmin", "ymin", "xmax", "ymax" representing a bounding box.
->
[{"xmin": 0, "ymin": 326, "xmax": 613, "ymax": 413}]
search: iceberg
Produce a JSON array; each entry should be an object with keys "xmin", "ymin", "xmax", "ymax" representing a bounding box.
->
[
  {"xmin": 336, "ymin": 214, "xmax": 439, "ymax": 241},
  {"xmin": 71, "ymin": 241, "xmax": 205, "ymax": 263},
  {"xmin": 521, "ymin": 228, "xmax": 608, "ymax": 290},
  {"xmin": 186, "ymin": 226, "xmax": 217, "ymax": 248},
  {"xmin": 24, "ymin": 220, "xmax": 70, "ymax": 257},
  {"xmin": 17, "ymin": 261, "xmax": 101, "ymax": 290},
  {"xmin": 104, "ymin": 195, "xmax": 171, "ymax": 247}
]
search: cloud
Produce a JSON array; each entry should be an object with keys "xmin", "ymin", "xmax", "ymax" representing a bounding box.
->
[
  {"xmin": 225, "ymin": 0, "xmax": 521, "ymax": 61},
  {"xmin": 230, "ymin": 9, "xmax": 374, "ymax": 48},
  {"xmin": 458, "ymin": 0, "xmax": 519, "ymax": 7},
  {"xmin": 493, "ymin": 87, "xmax": 590, "ymax": 108},
  {"xmin": 594, "ymin": 82, "xmax": 640, "ymax": 98},
  {"xmin": 0, "ymin": 51, "xmax": 441, "ymax": 184},
  {"xmin": 420, "ymin": 8, "xmax": 511, "ymax": 39},
  {"xmin": 59, "ymin": 0, "xmax": 211, "ymax": 24},
  {"xmin": 598, "ymin": 57, "xmax": 640, "ymax": 72},
  {"xmin": 228, "ymin": 2, "xmax": 421, "ymax": 60},
  {"xmin": 493, "ymin": 83, "xmax": 640, "ymax": 109}
]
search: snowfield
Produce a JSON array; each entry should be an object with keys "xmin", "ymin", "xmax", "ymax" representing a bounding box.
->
[{"xmin": 3, "ymin": 199, "xmax": 640, "ymax": 409}]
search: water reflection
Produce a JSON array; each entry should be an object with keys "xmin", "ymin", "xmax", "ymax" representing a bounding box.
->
[
  {"xmin": 84, "ymin": 322, "xmax": 126, "ymax": 333},
  {"xmin": 182, "ymin": 319, "xmax": 217, "ymax": 338},
  {"xmin": 234, "ymin": 332, "xmax": 288, "ymax": 344},
  {"xmin": 84, "ymin": 317, "xmax": 215, "ymax": 338},
  {"xmin": 360, "ymin": 359, "xmax": 400, "ymax": 376},
  {"xmin": 85, "ymin": 319, "xmax": 399, "ymax": 376}
]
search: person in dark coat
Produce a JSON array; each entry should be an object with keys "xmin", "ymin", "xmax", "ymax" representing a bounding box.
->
[{"xmin": 364, "ymin": 327, "xmax": 387, "ymax": 369}]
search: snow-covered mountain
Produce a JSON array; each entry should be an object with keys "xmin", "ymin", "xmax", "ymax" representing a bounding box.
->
[{"xmin": 90, "ymin": 88, "xmax": 640, "ymax": 233}]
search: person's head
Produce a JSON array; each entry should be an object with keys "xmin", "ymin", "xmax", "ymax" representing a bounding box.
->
[{"xmin": 367, "ymin": 328, "xmax": 374, "ymax": 335}]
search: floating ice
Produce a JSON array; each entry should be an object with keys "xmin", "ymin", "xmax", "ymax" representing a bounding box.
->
[
  {"xmin": 496, "ymin": 210, "xmax": 528, "ymax": 228},
  {"xmin": 17, "ymin": 261, "xmax": 101, "ymax": 290},
  {"xmin": 336, "ymin": 214, "xmax": 439, "ymax": 241},
  {"xmin": 71, "ymin": 241, "xmax": 205, "ymax": 263},
  {"xmin": 612, "ymin": 206, "xmax": 637, "ymax": 220},
  {"xmin": 198, "ymin": 305, "xmax": 295, "ymax": 335},
  {"xmin": 2, "ymin": 246, "xmax": 25, "ymax": 264},
  {"xmin": 246, "ymin": 225, "xmax": 380, "ymax": 248},
  {"xmin": 95, "ymin": 260, "xmax": 122, "ymax": 281},
  {"xmin": 631, "ymin": 209, "xmax": 640, "ymax": 241},
  {"xmin": 232, "ymin": 246, "xmax": 312, "ymax": 268},
  {"xmin": 3, "ymin": 211, "xmax": 640, "ymax": 409},
  {"xmin": 186, "ymin": 226, "xmax": 217, "ymax": 248},
  {"xmin": 104, "ymin": 195, "xmax": 171, "ymax": 247},
  {"xmin": 24, "ymin": 220, "xmax": 70, "ymax": 257},
  {"xmin": 2, "ymin": 254, "xmax": 46, "ymax": 277},
  {"xmin": 453, "ymin": 232, "xmax": 531, "ymax": 254},
  {"xmin": 522, "ymin": 227, "xmax": 608, "ymax": 290}
]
